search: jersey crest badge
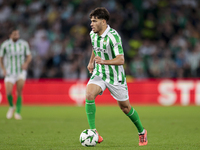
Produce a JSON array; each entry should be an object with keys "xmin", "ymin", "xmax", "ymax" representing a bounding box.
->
[{"xmin": 103, "ymin": 40, "xmax": 107, "ymax": 45}]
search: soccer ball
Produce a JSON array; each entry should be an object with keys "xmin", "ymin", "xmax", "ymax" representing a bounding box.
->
[{"xmin": 79, "ymin": 129, "xmax": 99, "ymax": 147}]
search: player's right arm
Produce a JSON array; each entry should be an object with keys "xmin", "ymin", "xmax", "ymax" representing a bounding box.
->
[
  {"xmin": 87, "ymin": 50, "xmax": 95, "ymax": 73},
  {"xmin": 0, "ymin": 43, "xmax": 6, "ymax": 77}
]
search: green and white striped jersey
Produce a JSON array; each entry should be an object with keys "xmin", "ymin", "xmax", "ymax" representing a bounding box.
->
[
  {"xmin": 0, "ymin": 39, "xmax": 31, "ymax": 76},
  {"xmin": 90, "ymin": 25, "xmax": 126, "ymax": 85}
]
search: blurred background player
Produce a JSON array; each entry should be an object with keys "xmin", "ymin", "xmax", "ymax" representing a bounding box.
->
[
  {"xmin": 0, "ymin": 27, "xmax": 32, "ymax": 120},
  {"xmin": 85, "ymin": 7, "xmax": 147, "ymax": 146}
]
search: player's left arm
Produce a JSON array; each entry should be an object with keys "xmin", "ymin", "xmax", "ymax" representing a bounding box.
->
[
  {"xmin": 22, "ymin": 55, "xmax": 32, "ymax": 70},
  {"xmin": 94, "ymin": 54, "xmax": 124, "ymax": 65},
  {"xmin": 22, "ymin": 42, "xmax": 32, "ymax": 70}
]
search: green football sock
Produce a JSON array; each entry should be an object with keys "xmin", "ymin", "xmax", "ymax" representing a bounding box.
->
[
  {"xmin": 85, "ymin": 99, "xmax": 96, "ymax": 129},
  {"xmin": 7, "ymin": 95, "xmax": 13, "ymax": 107},
  {"xmin": 16, "ymin": 96, "xmax": 22, "ymax": 114},
  {"xmin": 126, "ymin": 107, "xmax": 144, "ymax": 133}
]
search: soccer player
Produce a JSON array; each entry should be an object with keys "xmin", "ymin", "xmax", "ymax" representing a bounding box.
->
[
  {"xmin": 85, "ymin": 7, "xmax": 148, "ymax": 146},
  {"xmin": 0, "ymin": 27, "xmax": 32, "ymax": 120}
]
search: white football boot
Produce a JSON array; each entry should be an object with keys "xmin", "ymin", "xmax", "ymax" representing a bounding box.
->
[
  {"xmin": 14, "ymin": 113, "xmax": 22, "ymax": 120},
  {"xmin": 6, "ymin": 107, "xmax": 15, "ymax": 119}
]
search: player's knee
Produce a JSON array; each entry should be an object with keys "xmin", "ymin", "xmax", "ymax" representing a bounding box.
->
[
  {"xmin": 7, "ymin": 93, "xmax": 12, "ymax": 97},
  {"xmin": 120, "ymin": 107, "xmax": 130, "ymax": 114},
  {"xmin": 17, "ymin": 91, "xmax": 22, "ymax": 96},
  {"xmin": 16, "ymin": 87, "xmax": 23, "ymax": 96},
  {"xmin": 86, "ymin": 92, "xmax": 96, "ymax": 100},
  {"xmin": 6, "ymin": 90, "xmax": 12, "ymax": 96}
]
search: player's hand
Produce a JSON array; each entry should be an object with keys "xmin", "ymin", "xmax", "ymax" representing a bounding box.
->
[
  {"xmin": 21, "ymin": 63, "xmax": 28, "ymax": 70},
  {"xmin": 87, "ymin": 63, "xmax": 94, "ymax": 73},
  {"xmin": 94, "ymin": 56, "xmax": 105, "ymax": 65},
  {"xmin": 2, "ymin": 69, "xmax": 6, "ymax": 77}
]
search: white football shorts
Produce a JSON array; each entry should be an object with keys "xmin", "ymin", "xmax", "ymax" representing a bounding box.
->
[
  {"xmin": 4, "ymin": 70, "xmax": 27, "ymax": 84},
  {"xmin": 87, "ymin": 75, "xmax": 129, "ymax": 101}
]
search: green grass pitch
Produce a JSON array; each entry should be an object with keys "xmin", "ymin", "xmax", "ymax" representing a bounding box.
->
[{"xmin": 0, "ymin": 106, "xmax": 199, "ymax": 150}]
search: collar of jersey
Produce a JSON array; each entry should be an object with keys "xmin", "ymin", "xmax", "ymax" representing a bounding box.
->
[
  {"xmin": 9, "ymin": 38, "xmax": 19, "ymax": 43},
  {"xmin": 99, "ymin": 25, "xmax": 110, "ymax": 38}
]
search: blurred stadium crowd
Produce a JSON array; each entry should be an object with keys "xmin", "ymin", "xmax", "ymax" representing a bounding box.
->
[{"xmin": 0, "ymin": 0, "xmax": 200, "ymax": 79}]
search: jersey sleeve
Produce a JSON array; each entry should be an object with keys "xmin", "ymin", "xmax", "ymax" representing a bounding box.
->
[
  {"xmin": 24, "ymin": 41, "xmax": 31, "ymax": 56},
  {"xmin": 90, "ymin": 30, "xmax": 95, "ymax": 49},
  {"xmin": 110, "ymin": 32, "xmax": 124, "ymax": 56},
  {"xmin": 113, "ymin": 39, "xmax": 123, "ymax": 55},
  {"xmin": 0, "ymin": 42, "xmax": 6, "ymax": 57}
]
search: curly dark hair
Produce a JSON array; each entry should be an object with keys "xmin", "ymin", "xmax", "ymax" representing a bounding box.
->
[
  {"xmin": 8, "ymin": 26, "xmax": 18, "ymax": 35},
  {"xmin": 89, "ymin": 7, "xmax": 110, "ymax": 22}
]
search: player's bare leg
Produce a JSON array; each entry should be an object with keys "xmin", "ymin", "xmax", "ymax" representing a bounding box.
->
[
  {"xmin": 5, "ymin": 82, "xmax": 15, "ymax": 119},
  {"xmin": 118, "ymin": 100, "xmax": 148, "ymax": 146},
  {"xmin": 117, "ymin": 99, "xmax": 132, "ymax": 114},
  {"xmin": 86, "ymin": 84, "xmax": 101, "ymax": 100},
  {"xmin": 15, "ymin": 79, "xmax": 25, "ymax": 120},
  {"xmin": 85, "ymin": 84, "xmax": 103, "ymax": 143}
]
